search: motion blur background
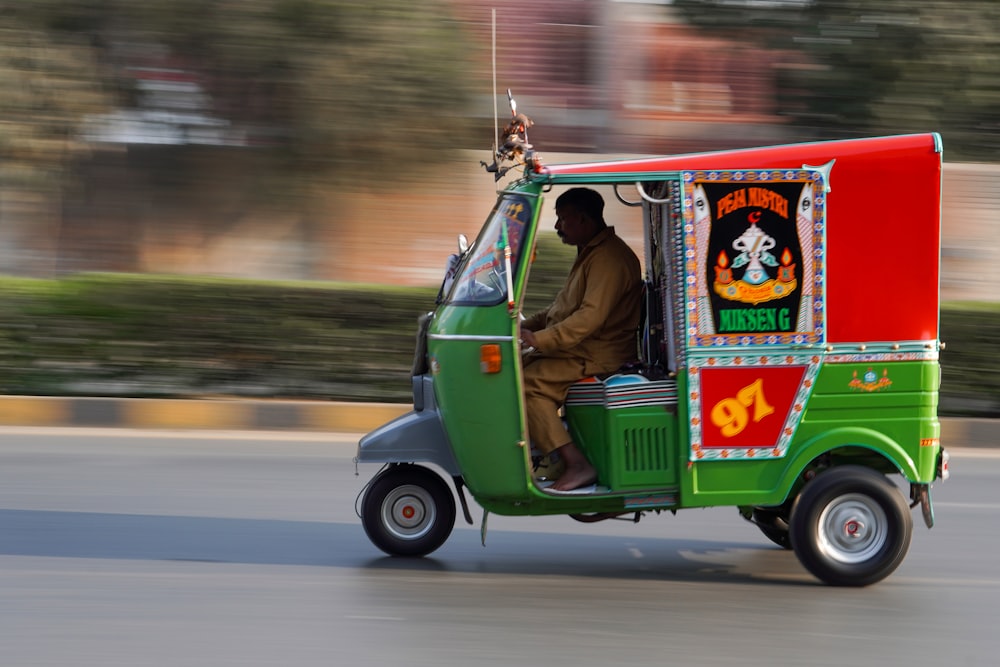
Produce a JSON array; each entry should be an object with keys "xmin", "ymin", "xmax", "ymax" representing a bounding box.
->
[
  {"xmin": 0, "ymin": 0, "xmax": 997, "ymax": 411},
  {"xmin": 0, "ymin": 0, "xmax": 1000, "ymax": 412}
]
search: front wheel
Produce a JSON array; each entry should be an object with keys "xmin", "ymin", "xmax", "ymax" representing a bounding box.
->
[
  {"xmin": 789, "ymin": 465, "xmax": 912, "ymax": 586},
  {"xmin": 361, "ymin": 465, "xmax": 456, "ymax": 557}
]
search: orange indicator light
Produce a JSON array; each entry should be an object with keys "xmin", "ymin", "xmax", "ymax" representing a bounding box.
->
[{"xmin": 481, "ymin": 344, "xmax": 502, "ymax": 374}]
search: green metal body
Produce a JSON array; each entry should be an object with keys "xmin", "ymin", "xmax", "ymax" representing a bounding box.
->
[{"xmin": 424, "ymin": 139, "xmax": 943, "ymax": 518}]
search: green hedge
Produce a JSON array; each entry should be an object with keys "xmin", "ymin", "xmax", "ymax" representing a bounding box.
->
[
  {"xmin": 939, "ymin": 302, "xmax": 1000, "ymax": 417},
  {"xmin": 0, "ymin": 241, "xmax": 995, "ymax": 417},
  {"xmin": 0, "ymin": 234, "xmax": 578, "ymax": 403},
  {"xmin": 0, "ymin": 273, "xmax": 438, "ymax": 402}
]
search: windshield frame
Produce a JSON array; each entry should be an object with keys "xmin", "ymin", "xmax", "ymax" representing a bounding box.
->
[{"xmin": 444, "ymin": 191, "xmax": 537, "ymax": 307}]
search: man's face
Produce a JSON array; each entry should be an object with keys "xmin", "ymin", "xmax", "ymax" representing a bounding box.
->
[{"xmin": 554, "ymin": 205, "xmax": 589, "ymax": 247}]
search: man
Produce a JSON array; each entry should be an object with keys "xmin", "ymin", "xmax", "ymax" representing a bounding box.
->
[{"xmin": 520, "ymin": 187, "xmax": 642, "ymax": 491}]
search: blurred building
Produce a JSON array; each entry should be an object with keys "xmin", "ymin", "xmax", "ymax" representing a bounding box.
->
[
  {"xmin": 939, "ymin": 163, "xmax": 1000, "ymax": 302},
  {"xmin": 453, "ymin": 0, "xmax": 794, "ymax": 154},
  {"xmin": 0, "ymin": 0, "xmax": 996, "ymax": 302},
  {"xmin": 80, "ymin": 39, "xmax": 282, "ymax": 149}
]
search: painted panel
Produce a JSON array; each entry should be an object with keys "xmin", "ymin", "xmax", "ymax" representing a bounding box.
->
[
  {"xmin": 683, "ymin": 169, "xmax": 826, "ymax": 348},
  {"xmin": 687, "ymin": 353, "xmax": 822, "ymax": 462}
]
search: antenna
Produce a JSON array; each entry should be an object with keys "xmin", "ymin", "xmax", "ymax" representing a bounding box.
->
[
  {"xmin": 480, "ymin": 11, "xmax": 536, "ymax": 180},
  {"xmin": 491, "ymin": 8, "xmax": 499, "ymax": 161}
]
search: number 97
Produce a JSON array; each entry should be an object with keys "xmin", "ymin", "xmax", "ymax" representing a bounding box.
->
[
  {"xmin": 710, "ymin": 398, "xmax": 748, "ymax": 437},
  {"xmin": 708, "ymin": 378, "xmax": 775, "ymax": 438}
]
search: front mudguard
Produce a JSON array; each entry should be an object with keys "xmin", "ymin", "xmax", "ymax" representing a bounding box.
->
[{"xmin": 355, "ymin": 375, "xmax": 461, "ymax": 476}]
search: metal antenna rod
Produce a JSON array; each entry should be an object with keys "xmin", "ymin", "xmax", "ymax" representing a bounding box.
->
[{"xmin": 492, "ymin": 8, "xmax": 499, "ymax": 159}]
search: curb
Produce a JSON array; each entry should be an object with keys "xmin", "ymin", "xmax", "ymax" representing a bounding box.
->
[
  {"xmin": 0, "ymin": 396, "xmax": 409, "ymax": 434},
  {"xmin": 0, "ymin": 396, "xmax": 993, "ymax": 447}
]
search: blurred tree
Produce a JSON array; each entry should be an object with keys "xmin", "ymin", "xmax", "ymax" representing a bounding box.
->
[
  {"xmin": 0, "ymin": 10, "xmax": 111, "ymax": 191},
  {"xmin": 8, "ymin": 0, "xmax": 477, "ymax": 185},
  {"xmin": 673, "ymin": 0, "xmax": 1000, "ymax": 161},
  {"xmin": 0, "ymin": 0, "xmax": 479, "ymax": 277},
  {"xmin": 125, "ymin": 0, "xmax": 478, "ymax": 182}
]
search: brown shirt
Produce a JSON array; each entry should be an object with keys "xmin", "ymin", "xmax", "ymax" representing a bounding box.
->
[{"xmin": 523, "ymin": 226, "xmax": 642, "ymax": 375}]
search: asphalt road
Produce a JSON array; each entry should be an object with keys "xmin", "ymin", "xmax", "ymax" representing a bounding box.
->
[{"xmin": 0, "ymin": 428, "xmax": 996, "ymax": 667}]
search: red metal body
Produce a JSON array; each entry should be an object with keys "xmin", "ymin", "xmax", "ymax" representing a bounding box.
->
[{"xmin": 539, "ymin": 134, "xmax": 942, "ymax": 344}]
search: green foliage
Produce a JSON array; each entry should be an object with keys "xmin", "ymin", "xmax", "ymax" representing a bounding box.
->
[
  {"xmin": 0, "ymin": 273, "xmax": 437, "ymax": 401},
  {"xmin": 1, "ymin": 263, "xmax": 993, "ymax": 417},
  {"xmin": 0, "ymin": 11, "xmax": 112, "ymax": 190},
  {"xmin": 127, "ymin": 0, "xmax": 478, "ymax": 182},
  {"xmin": 0, "ymin": 234, "xmax": 573, "ymax": 402},
  {"xmin": 0, "ymin": 235, "xmax": 571, "ymax": 402},
  {"xmin": 2, "ymin": 0, "xmax": 478, "ymax": 190},
  {"xmin": 940, "ymin": 302, "xmax": 1000, "ymax": 417},
  {"xmin": 673, "ymin": 0, "xmax": 1000, "ymax": 160}
]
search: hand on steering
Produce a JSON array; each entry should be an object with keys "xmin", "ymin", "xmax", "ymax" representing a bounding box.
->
[{"xmin": 520, "ymin": 328, "xmax": 538, "ymax": 349}]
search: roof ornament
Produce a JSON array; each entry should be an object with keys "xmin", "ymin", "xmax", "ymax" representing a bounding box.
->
[
  {"xmin": 481, "ymin": 89, "xmax": 540, "ymax": 181},
  {"xmin": 479, "ymin": 11, "xmax": 542, "ymax": 181}
]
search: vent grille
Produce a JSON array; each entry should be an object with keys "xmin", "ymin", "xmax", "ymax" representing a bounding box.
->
[{"xmin": 623, "ymin": 427, "xmax": 671, "ymax": 473}]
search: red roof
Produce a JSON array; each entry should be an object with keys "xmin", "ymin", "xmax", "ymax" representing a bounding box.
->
[{"xmin": 537, "ymin": 133, "xmax": 943, "ymax": 344}]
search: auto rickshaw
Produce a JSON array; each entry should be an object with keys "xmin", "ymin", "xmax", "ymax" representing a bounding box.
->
[{"xmin": 355, "ymin": 99, "xmax": 949, "ymax": 586}]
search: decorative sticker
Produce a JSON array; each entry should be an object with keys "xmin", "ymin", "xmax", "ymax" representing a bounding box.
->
[
  {"xmin": 849, "ymin": 367, "xmax": 892, "ymax": 392},
  {"xmin": 683, "ymin": 170, "xmax": 826, "ymax": 348},
  {"xmin": 826, "ymin": 350, "xmax": 938, "ymax": 363},
  {"xmin": 450, "ymin": 193, "xmax": 534, "ymax": 305},
  {"xmin": 465, "ymin": 196, "xmax": 530, "ymax": 281},
  {"xmin": 688, "ymin": 354, "xmax": 822, "ymax": 461}
]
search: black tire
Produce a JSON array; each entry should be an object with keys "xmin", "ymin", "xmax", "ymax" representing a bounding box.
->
[
  {"xmin": 361, "ymin": 465, "xmax": 456, "ymax": 557},
  {"xmin": 753, "ymin": 507, "xmax": 792, "ymax": 550},
  {"xmin": 790, "ymin": 465, "xmax": 912, "ymax": 586}
]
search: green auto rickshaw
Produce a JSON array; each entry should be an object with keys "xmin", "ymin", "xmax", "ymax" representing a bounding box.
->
[{"xmin": 356, "ymin": 108, "xmax": 948, "ymax": 587}]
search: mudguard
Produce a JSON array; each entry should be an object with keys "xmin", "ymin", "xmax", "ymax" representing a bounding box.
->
[{"xmin": 355, "ymin": 375, "xmax": 461, "ymax": 475}]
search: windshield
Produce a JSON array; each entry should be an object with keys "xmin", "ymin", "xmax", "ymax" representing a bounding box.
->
[{"xmin": 447, "ymin": 193, "xmax": 534, "ymax": 306}]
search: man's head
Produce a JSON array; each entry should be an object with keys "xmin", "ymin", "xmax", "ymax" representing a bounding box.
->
[{"xmin": 555, "ymin": 187, "xmax": 607, "ymax": 248}]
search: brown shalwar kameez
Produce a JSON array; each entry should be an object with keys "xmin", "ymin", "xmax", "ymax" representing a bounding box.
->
[{"xmin": 522, "ymin": 226, "xmax": 642, "ymax": 453}]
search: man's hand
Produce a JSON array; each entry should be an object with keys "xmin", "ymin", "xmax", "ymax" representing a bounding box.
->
[{"xmin": 520, "ymin": 327, "xmax": 538, "ymax": 349}]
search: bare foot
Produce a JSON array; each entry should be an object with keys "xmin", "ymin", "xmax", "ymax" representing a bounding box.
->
[{"xmin": 550, "ymin": 460, "xmax": 597, "ymax": 491}]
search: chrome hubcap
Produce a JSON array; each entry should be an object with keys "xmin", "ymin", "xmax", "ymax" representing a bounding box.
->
[
  {"xmin": 381, "ymin": 484, "xmax": 435, "ymax": 540},
  {"xmin": 817, "ymin": 493, "xmax": 887, "ymax": 564}
]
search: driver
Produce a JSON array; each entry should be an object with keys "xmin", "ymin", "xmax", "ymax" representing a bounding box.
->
[{"xmin": 519, "ymin": 187, "xmax": 642, "ymax": 491}]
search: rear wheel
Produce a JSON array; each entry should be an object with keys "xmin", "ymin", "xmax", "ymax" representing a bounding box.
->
[
  {"xmin": 753, "ymin": 507, "xmax": 792, "ymax": 550},
  {"xmin": 361, "ymin": 465, "xmax": 456, "ymax": 557},
  {"xmin": 790, "ymin": 465, "xmax": 912, "ymax": 586}
]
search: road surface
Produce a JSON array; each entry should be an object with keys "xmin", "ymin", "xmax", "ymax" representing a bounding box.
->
[{"xmin": 0, "ymin": 428, "xmax": 995, "ymax": 666}]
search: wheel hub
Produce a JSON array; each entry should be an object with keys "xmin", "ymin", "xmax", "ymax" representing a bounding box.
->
[
  {"xmin": 381, "ymin": 484, "xmax": 436, "ymax": 540},
  {"xmin": 817, "ymin": 493, "xmax": 887, "ymax": 564},
  {"xmin": 393, "ymin": 496, "xmax": 424, "ymax": 528},
  {"xmin": 844, "ymin": 519, "xmax": 864, "ymax": 538}
]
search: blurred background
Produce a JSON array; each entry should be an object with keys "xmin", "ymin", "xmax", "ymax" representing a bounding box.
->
[
  {"xmin": 0, "ymin": 0, "xmax": 997, "ymax": 295},
  {"xmin": 0, "ymin": 0, "xmax": 998, "ymax": 412}
]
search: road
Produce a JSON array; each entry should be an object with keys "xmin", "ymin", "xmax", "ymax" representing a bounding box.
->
[{"xmin": 0, "ymin": 428, "xmax": 996, "ymax": 666}]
